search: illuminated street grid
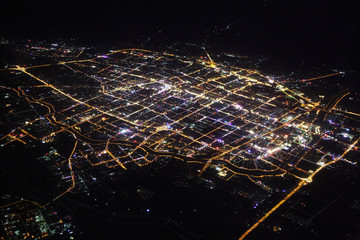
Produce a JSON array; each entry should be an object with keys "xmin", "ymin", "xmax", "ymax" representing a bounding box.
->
[
  {"xmin": 1, "ymin": 48, "xmax": 359, "ymax": 239},
  {"xmin": 2, "ymin": 49, "xmax": 359, "ymax": 180}
]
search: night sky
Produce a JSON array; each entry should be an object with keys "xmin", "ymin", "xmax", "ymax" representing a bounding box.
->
[{"xmin": 2, "ymin": 0, "xmax": 359, "ymax": 67}]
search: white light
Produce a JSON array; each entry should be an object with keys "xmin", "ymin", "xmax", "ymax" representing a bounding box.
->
[{"xmin": 233, "ymin": 104, "xmax": 243, "ymax": 110}]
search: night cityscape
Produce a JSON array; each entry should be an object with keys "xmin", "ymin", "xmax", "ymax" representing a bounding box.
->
[{"xmin": 1, "ymin": 1, "xmax": 359, "ymax": 240}]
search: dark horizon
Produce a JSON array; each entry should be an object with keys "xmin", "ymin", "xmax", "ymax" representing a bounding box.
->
[{"xmin": 2, "ymin": 0, "xmax": 359, "ymax": 68}]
